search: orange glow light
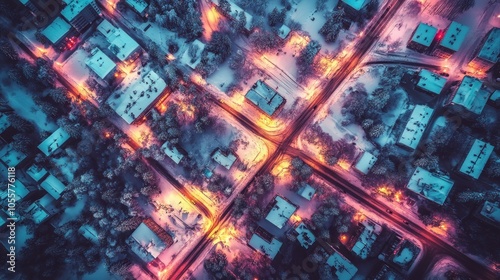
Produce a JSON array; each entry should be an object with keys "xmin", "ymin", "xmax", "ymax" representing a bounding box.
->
[{"xmin": 337, "ymin": 159, "xmax": 350, "ymax": 171}]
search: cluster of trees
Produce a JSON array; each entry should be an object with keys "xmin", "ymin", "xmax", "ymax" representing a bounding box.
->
[
  {"xmin": 249, "ymin": 30, "xmax": 284, "ymax": 52},
  {"xmin": 148, "ymin": 0, "xmax": 203, "ymax": 40},
  {"xmin": 290, "ymin": 157, "xmax": 312, "ymax": 180},
  {"xmin": 196, "ymin": 32, "xmax": 232, "ymax": 77},
  {"xmin": 267, "ymin": 7, "xmax": 286, "ymax": 27},
  {"xmin": 232, "ymin": 173, "xmax": 274, "ymax": 221},
  {"xmin": 367, "ymin": 144, "xmax": 410, "ymax": 187},
  {"xmin": 319, "ymin": 8, "xmax": 347, "ymax": 43},
  {"xmin": 207, "ymin": 173, "xmax": 233, "ymax": 197},
  {"xmin": 310, "ymin": 194, "xmax": 353, "ymax": 240},
  {"xmin": 204, "ymin": 250, "xmax": 233, "ymax": 280},
  {"xmin": 296, "ymin": 40, "xmax": 320, "ymax": 79},
  {"xmin": 303, "ymin": 125, "xmax": 356, "ymax": 166}
]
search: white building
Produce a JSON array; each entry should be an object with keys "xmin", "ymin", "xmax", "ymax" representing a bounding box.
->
[
  {"xmin": 125, "ymin": 0, "xmax": 148, "ymax": 16},
  {"xmin": 161, "ymin": 142, "xmax": 185, "ymax": 164},
  {"xmin": 297, "ymin": 183, "xmax": 316, "ymax": 200},
  {"xmin": 97, "ymin": 19, "xmax": 141, "ymax": 63},
  {"xmin": 278, "ymin": 24, "xmax": 291, "ymax": 39},
  {"xmin": 127, "ymin": 218, "xmax": 174, "ymax": 263},
  {"xmin": 180, "ymin": 40, "xmax": 206, "ymax": 69},
  {"xmin": 25, "ymin": 194, "xmax": 58, "ymax": 224},
  {"xmin": 398, "ymin": 105, "xmax": 433, "ymax": 150},
  {"xmin": 26, "ymin": 164, "xmax": 48, "ymax": 182},
  {"xmin": 40, "ymin": 174, "xmax": 66, "ymax": 200},
  {"xmin": 37, "ymin": 127, "xmax": 70, "ymax": 156},
  {"xmin": 245, "ymin": 80, "xmax": 285, "ymax": 116},
  {"xmin": 353, "ymin": 151, "xmax": 377, "ymax": 174},
  {"xmin": 447, "ymin": 76, "xmax": 491, "ymax": 115},
  {"xmin": 265, "ymin": 195, "xmax": 297, "ymax": 229},
  {"xmin": 248, "ymin": 227, "xmax": 282, "ymax": 259},
  {"xmin": 41, "ymin": 17, "xmax": 72, "ymax": 50},
  {"xmin": 85, "ymin": 47, "xmax": 116, "ymax": 80},
  {"xmin": 407, "ymin": 167, "xmax": 454, "ymax": 205},
  {"xmin": 459, "ymin": 139, "xmax": 494, "ymax": 179},
  {"xmin": 351, "ymin": 219, "xmax": 382, "ymax": 259},
  {"xmin": 212, "ymin": 148, "xmax": 237, "ymax": 170},
  {"xmin": 479, "ymin": 201, "xmax": 500, "ymax": 227},
  {"xmin": 408, "ymin": 23, "xmax": 437, "ymax": 52},
  {"xmin": 416, "ymin": 69, "xmax": 446, "ymax": 95},
  {"xmin": 294, "ymin": 223, "xmax": 315, "ymax": 249},
  {"xmin": 327, "ymin": 251, "xmax": 358, "ymax": 280}
]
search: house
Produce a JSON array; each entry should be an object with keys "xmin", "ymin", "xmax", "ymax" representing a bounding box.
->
[
  {"xmin": 468, "ymin": 28, "xmax": 500, "ymax": 72},
  {"xmin": 326, "ymin": 251, "xmax": 358, "ymax": 280},
  {"xmin": 85, "ymin": 47, "xmax": 116, "ymax": 80},
  {"xmin": 265, "ymin": 195, "xmax": 297, "ymax": 229},
  {"xmin": 125, "ymin": 0, "xmax": 148, "ymax": 17},
  {"xmin": 60, "ymin": 0, "xmax": 100, "ymax": 32},
  {"xmin": 340, "ymin": 0, "xmax": 372, "ymax": 19},
  {"xmin": 37, "ymin": 127, "xmax": 70, "ymax": 156},
  {"xmin": 26, "ymin": 164, "xmax": 48, "ymax": 182},
  {"xmin": 415, "ymin": 69, "xmax": 446, "ymax": 95},
  {"xmin": 161, "ymin": 142, "xmax": 186, "ymax": 164},
  {"xmin": 107, "ymin": 70, "xmax": 167, "ymax": 124},
  {"xmin": 79, "ymin": 224, "xmax": 99, "ymax": 244},
  {"xmin": 477, "ymin": 201, "xmax": 500, "ymax": 228},
  {"xmin": 406, "ymin": 167, "xmax": 454, "ymax": 205},
  {"xmin": 407, "ymin": 23, "xmax": 437, "ymax": 52},
  {"xmin": 41, "ymin": 17, "xmax": 77, "ymax": 52},
  {"xmin": 40, "ymin": 174, "xmax": 66, "ymax": 200},
  {"xmin": 97, "ymin": 19, "xmax": 141, "ymax": 63},
  {"xmin": 433, "ymin": 21, "xmax": 469, "ymax": 58},
  {"xmin": 353, "ymin": 151, "xmax": 377, "ymax": 174},
  {"xmin": 0, "ymin": 143, "xmax": 27, "ymax": 167},
  {"xmin": 297, "ymin": 183, "xmax": 316, "ymax": 200},
  {"xmin": 180, "ymin": 40, "xmax": 206, "ymax": 69},
  {"xmin": 127, "ymin": 218, "xmax": 174, "ymax": 263},
  {"xmin": 278, "ymin": 24, "xmax": 291, "ymax": 40},
  {"xmin": 211, "ymin": 0, "xmax": 253, "ymax": 33},
  {"xmin": 293, "ymin": 223, "xmax": 316, "ymax": 249},
  {"xmin": 25, "ymin": 194, "xmax": 59, "ymax": 224},
  {"xmin": 490, "ymin": 90, "xmax": 500, "ymax": 107},
  {"xmin": 397, "ymin": 105, "xmax": 433, "ymax": 150},
  {"xmin": 211, "ymin": 148, "xmax": 237, "ymax": 170},
  {"xmin": 446, "ymin": 76, "xmax": 491, "ymax": 115},
  {"xmin": 245, "ymin": 80, "xmax": 286, "ymax": 117},
  {"xmin": 351, "ymin": 218, "xmax": 382, "ymax": 259},
  {"xmin": 459, "ymin": 139, "xmax": 494, "ymax": 179},
  {"xmin": 248, "ymin": 226, "xmax": 282, "ymax": 259}
]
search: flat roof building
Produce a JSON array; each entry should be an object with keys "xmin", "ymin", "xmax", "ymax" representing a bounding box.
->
[
  {"xmin": 41, "ymin": 17, "xmax": 75, "ymax": 52},
  {"xmin": 459, "ymin": 139, "xmax": 494, "ymax": 179},
  {"xmin": 97, "ymin": 19, "xmax": 141, "ymax": 63},
  {"xmin": 25, "ymin": 194, "xmax": 58, "ymax": 224},
  {"xmin": 26, "ymin": 164, "xmax": 48, "ymax": 182},
  {"xmin": 61, "ymin": 0, "xmax": 100, "ymax": 32},
  {"xmin": 351, "ymin": 219, "xmax": 382, "ymax": 259},
  {"xmin": 407, "ymin": 167, "xmax": 454, "ymax": 205},
  {"xmin": 265, "ymin": 195, "xmax": 297, "ymax": 229},
  {"xmin": 40, "ymin": 174, "xmax": 66, "ymax": 200},
  {"xmin": 248, "ymin": 227, "xmax": 282, "ymax": 259},
  {"xmin": 327, "ymin": 251, "xmax": 358, "ymax": 280},
  {"xmin": 353, "ymin": 151, "xmax": 377, "ymax": 174},
  {"xmin": 294, "ymin": 223, "xmax": 315, "ymax": 249},
  {"xmin": 478, "ymin": 201, "xmax": 500, "ymax": 228},
  {"xmin": 469, "ymin": 28, "xmax": 500, "ymax": 72},
  {"xmin": 433, "ymin": 21, "xmax": 469, "ymax": 58},
  {"xmin": 0, "ymin": 143, "xmax": 27, "ymax": 167},
  {"xmin": 245, "ymin": 80, "xmax": 285, "ymax": 117},
  {"xmin": 278, "ymin": 24, "xmax": 291, "ymax": 39},
  {"xmin": 416, "ymin": 69, "xmax": 446, "ymax": 95},
  {"xmin": 161, "ymin": 142, "xmax": 185, "ymax": 164},
  {"xmin": 37, "ymin": 127, "xmax": 70, "ymax": 156},
  {"xmin": 446, "ymin": 76, "xmax": 490, "ymax": 115},
  {"xmin": 211, "ymin": 148, "xmax": 237, "ymax": 170},
  {"xmin": 397, "ymin": 105, "xmax": 433, "ymax": 150},
  {"xmin": 125, "ymin": 0, "xmax": 148, "ymax": 16},
  {"xmin": 180, "ymin": 40, "xmax": 206, "ymax": 69},
  {"xmin": 127, "ymin": 218, "xmax": 174, "ymax": 263},
  {"xmin": 297, "ymin": 183, "xmax": 316, "ymax": 200},
  {"xmin": 407, "ymin": 23, "xmax": 437, "ymax": 52},
  {"xmin": 85, "ymin": 47, "xmax": 116, "ymax": 80}
]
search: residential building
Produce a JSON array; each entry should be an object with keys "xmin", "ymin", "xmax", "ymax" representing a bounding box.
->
[
  {"xmin": 490, "ymin": 89, "xmax": 500, "ymax": 107},
  {"xmin": 211, "ymin": 148, "xmax": 237, "ymax": 170},
  {"xmin": 278, "ymin": 24, "xmax": 291, "ymax": 40},
  {"xmin": 127, "ymin": 218, "xmax": 174, "ymax": 263},
  {"xmin": 60, "ymin": 0, "xmax": 100, "ymax": 32},
  {"xmin": 446, "ymin": 76, "xmax": 491, "ymax": 115},
  {"xmin": 293, "ymin": 223, "xmax": 316, "ymax": 249},
  {"xmin": 211, "ymin": 0, "xmax": 253, "ymax": 32},
  {"xmin": 248, "ymin": 226, "xmax": 282, "ymax": 259},
  {"xmin": 107, "ymin": 70, "xmax": 167, "ymax": 124},
  {"xmin": 351, "ymin": 219, "xmax": 382, "ymax": 259},
  {"xmin": 161, "ymin": 142, "xmax": 186, "ymax": 164},
  {"xmin": 41, "ymin": 17, "xmax": 77, "ymax": 52},
  {"xmin": 0, "ymin": 143, "xmax": 27, "ymax": 167},
  {"xmin": 265, "ymin": 195, "xmax": 297, "ymax": 229},
  {"xmin": 97, "ymin": 19, "xmax": 141, "ymax": 63},
  {"xmin": 326, "ymin": 251, "xmax": 359, "ymax": 280},
  {"xmin": 415, "ymin": 69, "xmax": 446, "ymax": 95},
  {"xmin": 25, "ymin": 194, "xmax": 59, "ymax": 224},
  {"xmin": 37, "ymin": 127, "xmax": 70, "ymax": 156},
  {"xmin": 433, "ymin": 21, "xmax": 469, "ymax": 58},
  {"xmin": 26, "ymin": 164, "xmax": 48, "ymax": 182},
  {"xmin": 397, "ymin": 105, "xmax": 433, "ymax": 150},
  {"xmin": 40, "ymin": 174, "xmax": 66, "ymax": 200},
  {"xmin": 459, "ymin": 139, "xmax": 494, "ymax": 179},
  {"xmin": 85, "ymin": 47, "xmax": 116, "ymax": 80},
  {"xmin": 406, "ymin": 167, "xmax": 454, "ymax": 205},
  {"xmin": 477, "ymin": 201, "xmax": 500, "ymax": 228},
  {"xmin": 407, "ymin": 23, "xmax": 437, "ymax": 52},
  {"xmin": 245, "ymin": 80, "xmax": 285, "ymax": 117},
  {"xmin": 79, "ymin": 224, "xmax": 99, "ymax": 244},
  {"xmin": 340, "ymin": 0, "xmax": 372, "ymax": 19},
  {"xmin": 468, "ymin": 28, "xmax": 500, "ymax": 72},
  {"xmin": 353, "ymin": 151, "xmax": 377, "ymax": 174},
  {"xmin": 297, "ymin": 183, "xmax": 316, "ymax": 200},
  {"xmin": 125, "ymin": 0, "xmax": 148, "ymax": 17},
  {"xmin": 180, "ymin": 40, "xmax": 206, "ymax": 69}
]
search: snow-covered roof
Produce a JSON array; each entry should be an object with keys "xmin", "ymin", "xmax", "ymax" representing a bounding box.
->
[
  {"xmin": 354, "ymin": 151, "xmax": 377, "ymax": 174},
  {"xmin": 180, "ymin": 40, "xmax": 206, "ymax": 69},
  {"xmin": 398, "ymin": 105, "xmax": 433, "ymax": 150},
  {"xmin": 341, "ymin": 0, "xmax": 370, "ymax": 11},
  {"xmin": 61, "ymin": 0, "xmax": 95, "ymax": 22},
  {"xmin": 85, "ymin": 47, "xmax": 116, "ymax": 79},
  {"xmin": 125, "ymin": 0, "xmax": 148, "ymax": 14},
  {"xmin": 451, "ymin": 76, "xmax": 490, "ymax": 115},
  {"xmin": 37, "ymin": 127, "xmax": 70, "ymax": 156},
  {"xmin": 480, "ymin": 201, "xmax": 500, "ymax": 225},
  {"xmin": 477, "ymin": 28, "xmax": 500, "ymax": 63},
  {"xmin": 26, "ymin": 164, "xmax": 48, "ymax": 182},
  {"xmin": 295, "ymin": 223, "xmax": 315, "ymax": 249},
  {"xmin": 297, "ymin": 184, "xmax": 316, "ymax": 200},
  {"xmin": 248, "ymin": 232, "xmax": 282, "ymax": 259},
  {"xmin": 41, "ymin": 17, "xmax": 72, "ymax": 44},
  {"xmin": 18, "ymin": 0, "xmax": 29, "ymax": 5},
  {"xmin": 410, "ymin": 23, "xmax": 437, "ymax": 47},
  {"xmin": 245, "ymin": 80, "xmax": 285, "ymax": 116},
  {"xmin": 0, "ymin": 179, "xmax": 29, "ymax": 202},
  {"xmin": 127, "ymin": 220, "xmax": 170, "ymax": 263},
  {"xmin": 490, "ymin": 90, "xmax": 500, "ymax": 102},
  {"xmin": 0, "ymin": 113, "xmax": 10, "ymax": 134},
  {"xmin": 26, "ymin": 194, "xmax": 57, "ymax": 224},
  {"xmin": 108, "ymin": 70, "xmax": 166, "ymax": 124},
  {"xmin": 440, "ymin": 21, "xmax": 469, "ymax": 52},
  {"xmin": 351, "ymin": 219, "xmax": 382, "ymax": 259},
  {"xmin": 212, "ymin": 148, "xmax": 237, "ymax": 170},
  {"xmin": 265, "ymin": 195, "xmax": 297, "ymax": 229},
  {"xmin": 407, "ymin": 167, "xmax": 454, "ymax": 205},
  {"xmin": 459, "ymin": 139, "xmax": 494, "ymax": 179},
  {"xmin": 79, "ymin": 224, "xmax": 99, "ymax": 244},
  {"xmin": 393, "ymin": 247, "xmax": 414, "ymax": 266},
  {"xmin": 278, "ymin": 24, "xmax": 291, "ymax": 39},
  {"xmin": 326, "ymin": 251, "xmax": 358, "ymax": 280},
  {"xmin": 212, "ymin": 0, "xmax": 253, "ymax": 30},
  {"xmin": 97, "ymin": 19, "xmax": 140, "ymax": 62},
  {"xmin": 416, "ymin": 69, "xmax": 446, "ymax": 95},
  {"xmin": 161, "ymin": 142, "xmax": 184, "ymax": 164},
  {"xmin": 40, "ymin": 174, "xmax": 66, "ymax": 200},
  {"xmin": 0, "ymin": 143, "xmax": 27, "ymax": 167}
]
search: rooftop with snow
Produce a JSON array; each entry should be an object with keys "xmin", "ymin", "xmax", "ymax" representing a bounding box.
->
[
  {"xmin": 127, "ymin": 218, "xmax": 173, "ymax": 263},
  {"xmin": 0, "ymin": 143, "xmax": 27, "ymax": 167},
  {"xmin": 61, "ymin": 0, "xmax": 96, "ymax": 22},
  {"xmin": 351, "ymin": 219, "xmax": 382, "ymax": 259},
  {"xmin": 245, "ymin": 80, "xmax": 285, "ymax": 117},
  {"xmin": 407, "ymin": 167, "xmax": 454, "ymax": 205},
  {"xmin": 40, "ymin": 174, "xmax": 66, "ymax": 200},
  {"xmin": 297, "ymin": 183, "xmax": 316, "ymax": 200},
  {"xmin": 354, "ymin": 151, "xmax": 377, "ymax": 174},
  {"xmin": 397, "ymin": 105, "xmax": 433, "ymax": 150},
  {"xmin": 212, "ymin": 0, "xmax": 253, "ymax": 31},
  {"xmin": 459, "ymin": 139, "xmax": 494, "ymax": 179},
  {"xmin": 248, "ymin": 229, "xmax": 282, "ymax": 259},
  {"xmin": 410, "ymin": 23, "xmax": 437, "ymax": 47},
  {"xmin": 326, "ymin": 251, "xmax": 358, "ymax": 280},
  {"xmin": 37, "ymin": 127, "xmax": 71, "ymax": 156},
  {"xmin": 265, "ymin": 195, "xmax": 297, "ymax": 229},
  {"xmin": 181, "ymin": 40, "xmax": 206, "ymax": 69},
  {"xmin": 211, "ymin": 148, "xmax": 237, "ymax": 170},
  {"xmin": 97, "ymin": 19, "xmax": 140, "ymax": 62},
  {"xmin": 85, "ymin": 47, "xmax": 116, "ymax": 80},
  {"xmin": 25, "ymin": 194, "xmax": 58, "ymax": 224},
  {"xmin": 41, "ymin": 17, "xmax": 72, "ymax": 44},
  {"xmin": 476, "ymin": 28, "xmax": 500, "ymax": 63},
  {"xmin": 450, "ymin": 76, "xmax": 490, "ymax": 115},
  {"xmin": 294, "ymin": 222, "xmax": 316, "ymax": 249},
  {"xmin": 125, "ymin": 0, "xmax": 148, "ymax": 14},
  {"xmin": 341, "ymin": 0, "xmax": 371, "ymax": 11},
  {"xmin": 439, "ymin": 21, "xmax": 469, "ymax": 52},
  {"xmin": 416, "ymin": 69, "xmax": 446, "ymax": 95},
  {"xmin": 479, "ymin": 201, "xmax": 500, "ymax": 225},
  {"xmin": 161, "ymin": 142, "xmax": 185, "ymax": 164}
]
